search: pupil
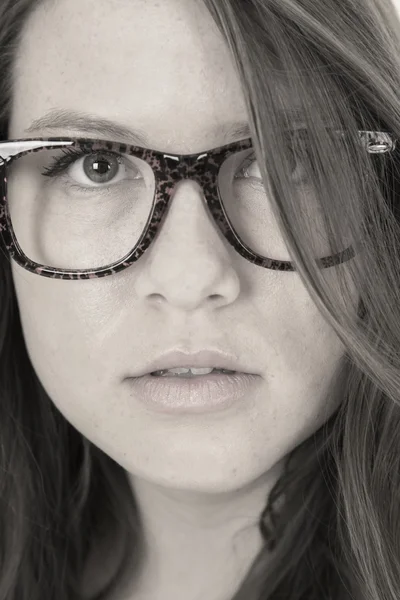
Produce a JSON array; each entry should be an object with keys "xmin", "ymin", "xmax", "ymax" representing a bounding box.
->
[
  {"xmin": 94, "ymin": 159, "xmax": 109, "ymax": 175},
  {"xmin": 84, "ymin": 154, "xmax": 118, "ymax": 183}
]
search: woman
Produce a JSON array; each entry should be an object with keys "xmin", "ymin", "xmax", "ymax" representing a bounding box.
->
[{"xmin": 0, "ymin": 0, "xmax": 399, "ymax": 598}]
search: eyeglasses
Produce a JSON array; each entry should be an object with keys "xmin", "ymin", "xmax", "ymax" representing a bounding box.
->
[{"xmin": 0, "ymin": 131, "xmax": 395, "ymax": 280}]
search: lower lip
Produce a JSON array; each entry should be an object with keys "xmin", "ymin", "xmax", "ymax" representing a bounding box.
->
[{"xmin": 126, "ymin": 372, "xmax": 261, "ymax": 414}]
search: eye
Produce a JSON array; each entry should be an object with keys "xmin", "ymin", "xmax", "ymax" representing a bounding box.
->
[
  {"xmin": 72, "ymin": 153, "xmax": 126, "ymax": 186},
  {"xmin": 236, "ymin": 154, "xmax": 263, "ymax": 182},
  {"xmin": 234, "ymin": 131, "xmax": 313, "ymax": 187},
  {"xmin": 42, "ymin": 147, "xmax": 142, "ymax": 189}
]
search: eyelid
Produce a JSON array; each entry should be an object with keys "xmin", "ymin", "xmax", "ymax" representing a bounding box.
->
[
  {"xmin": 71, "ymin": 151, "xmax": 137, "ymax": 182},
  {"xmin": 237, "ymin": 151, "xmax": 258, "ymax": 176},
  {"xmin": 43, "ymin": 145, "xmax": 143, "ymax": 190}
]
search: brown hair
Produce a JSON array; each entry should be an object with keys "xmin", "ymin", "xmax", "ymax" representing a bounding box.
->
[{"xmin": 1, "ymin": 0, "xmax": 400, "ymax": 599}]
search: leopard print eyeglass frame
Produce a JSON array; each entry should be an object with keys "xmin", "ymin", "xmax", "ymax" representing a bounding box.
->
[{"xmin": 0, "ymin": 130, "xmax": 395, "ymax": 280}]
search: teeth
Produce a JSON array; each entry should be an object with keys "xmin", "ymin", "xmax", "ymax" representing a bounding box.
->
[
  {"xmin": 168, "ymin": 367, "xmax": 214, "ymax": 375},
  {"xmin": 150, "ymin": 367, "xmax": 236, "ymax": 377}
]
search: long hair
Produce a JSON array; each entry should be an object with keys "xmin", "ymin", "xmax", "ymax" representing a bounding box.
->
[{"xmin": 1, "ymin": 1, "xmax": 400, "ymax": 599}]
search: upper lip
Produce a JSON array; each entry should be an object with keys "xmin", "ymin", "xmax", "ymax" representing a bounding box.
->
[{"xmin": 132, "ymin": 350, "xmax": 259, "ymax": 377}]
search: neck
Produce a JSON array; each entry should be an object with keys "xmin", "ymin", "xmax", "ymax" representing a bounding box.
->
[{"xmin": 122, "ymin": 459, "xmax": 284, "ymax": 599}]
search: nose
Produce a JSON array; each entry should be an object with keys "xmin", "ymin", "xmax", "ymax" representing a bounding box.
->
[{"xmin": 133, "ymin": 178, "xmax": 241, "ymax": 311}]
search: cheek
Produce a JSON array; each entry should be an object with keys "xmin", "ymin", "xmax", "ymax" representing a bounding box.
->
[{"xmin": 10, "ymin": 264, "xmax": 120, "ymax": 409}]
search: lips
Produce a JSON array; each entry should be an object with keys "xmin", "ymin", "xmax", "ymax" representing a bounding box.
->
[{"xmin": 127, "ymin": 369, "xmax": 261, "ymax": 414}]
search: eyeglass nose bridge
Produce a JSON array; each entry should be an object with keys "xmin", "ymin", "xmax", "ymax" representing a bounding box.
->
[
  {"xmin": 149, "ymin": 148, "xmax": 271, "ymax": 268},
  {"xmin": 160, "ymin": 149, "xmax": 221, "ymax": 181},
  {"xmin": 154, "ymin": 149, "xmax": 230, "ymax": 225},
  {"xmin": 156, "ymin": 147, "xmax": 231, "ymax": 208},
  {"xmin": 157, "ymin": 151, "xmax": 216, "ymax": 213}
]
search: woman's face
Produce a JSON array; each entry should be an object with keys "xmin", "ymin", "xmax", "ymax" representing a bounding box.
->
[{"xmin": 9, "ymin": 0, "xmax": 357, "ymax": 494}]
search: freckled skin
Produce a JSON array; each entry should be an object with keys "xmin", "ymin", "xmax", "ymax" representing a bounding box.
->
[{"xmin": 7, "ymin": 0, "xmax": 359, "ymax": 597}]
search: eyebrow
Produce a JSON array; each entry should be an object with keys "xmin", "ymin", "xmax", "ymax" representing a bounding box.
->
[{"xmin": 25, "ymin": 108, "xmax": 253, "ymax": 146}]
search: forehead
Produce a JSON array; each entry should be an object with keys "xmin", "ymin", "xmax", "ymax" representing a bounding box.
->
[{"xmin": 9, "ymin": 0, "xmax": 250, "ymax": 153}]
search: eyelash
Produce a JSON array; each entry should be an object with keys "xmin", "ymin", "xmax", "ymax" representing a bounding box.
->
[
  {"xmin": 40, "ymin": 130, "xmax": 313, "ymax": 186},
  {"xmin": 41, "ymin": 146, "xmax": 126, "ymax": 180},
  {"xmin": 238, "ymin": 130, "xmax": 312, "ymax": 184}
]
